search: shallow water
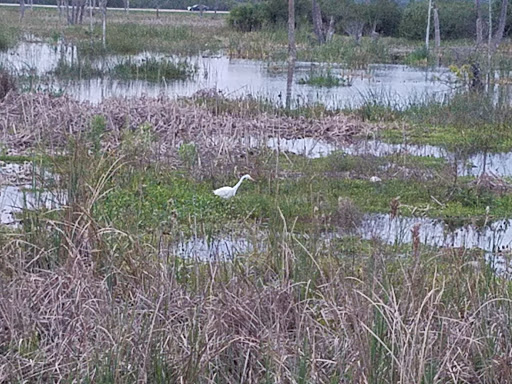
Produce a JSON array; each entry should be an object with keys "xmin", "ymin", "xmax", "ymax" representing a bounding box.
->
[
  {"xmin": 360, "ymin": 213, "xmax": 512, "ymax": 275},
  {"xmin": 168, "ymin": 236, "xmax": 256, "ymax": 261},
  {"xmin": 265, "ymin": 136, "xmax": 512, "ymax": 178},
  {"xmin": 0, "ymin": 185, "xmax": 62, "ymax": 225},
  {"xmin": 361, "ymin": 213, "xmax": 512, "ymax": 252},
  {"xmin": 1, "ymin": 41, "xmax": 454, "ymax": 108}
]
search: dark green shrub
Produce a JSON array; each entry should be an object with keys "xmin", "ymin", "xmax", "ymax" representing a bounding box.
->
[
  {"xmin": 227, "ymin": 3, "xmax": 265, "ymax": 32},
  {"xmin": 0, "ymin": 25, "xmax": 12, "ymax": 51},
  {"xmin": 399, "ymin": 0, "xmax": 475, "ymax": 41},
  {"xmin": 263, "ymin": 0, "xmax": 310, "ymax": 27},
  {"xmin": 370, "ymin": 0, "xmax": 402, "ymax": 36}
]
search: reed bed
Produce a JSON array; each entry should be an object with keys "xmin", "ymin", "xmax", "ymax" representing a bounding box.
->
[
  {"xmin": 0, "ymin": 91, "xmax": 376, "ymax": 159},
  {"xmin": 1, "ymin": 224, "xmax": 511, "ymax": 382}
]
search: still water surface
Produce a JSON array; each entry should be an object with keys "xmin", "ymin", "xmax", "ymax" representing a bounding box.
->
[{"xmin": 1, "ymin": 41, "xmax": 454, "ymax": 107}]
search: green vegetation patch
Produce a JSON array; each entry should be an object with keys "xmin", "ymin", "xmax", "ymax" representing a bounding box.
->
[
  {"xmin": 94, "ymin": 158, "xmax": 512, "ymax": 238},
  {"xmin": 298, "ymin": 70, "xmax": 351, "ymax": 87},
  {"xmin": 112, "ymin": 58, "xmax": 198, "ymax": 82}
]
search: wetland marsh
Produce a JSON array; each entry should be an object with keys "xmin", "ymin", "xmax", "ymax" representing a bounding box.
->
[{"xmin": 2, "ymin": 4, "xmax": 512, "ymax": 383}]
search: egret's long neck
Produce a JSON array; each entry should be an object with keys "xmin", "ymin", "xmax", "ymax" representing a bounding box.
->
[{"xmin": 232, "ymin": 177, "xmax": 245, "ymax": 193}]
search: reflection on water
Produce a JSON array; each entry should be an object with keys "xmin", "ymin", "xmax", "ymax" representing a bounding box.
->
[
  {"xmin": 168, "ymin": 236, "xmax": 256, "ymax": 261},
  {"xmin": 361, "ymin": 213, "xmax": 512, "ymax": 252},
  {"xmin": 1, "ymin": 41, "xmax": 455, "ymax": 108},
  {"xmin": 361, "ymin": 213, "xmax": 512, "ymax": 275}
]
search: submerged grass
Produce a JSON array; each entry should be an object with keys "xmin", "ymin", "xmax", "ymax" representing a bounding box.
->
[{"xmin": 297, "ymin": 69, "xmax": 351, "ymax": 88}]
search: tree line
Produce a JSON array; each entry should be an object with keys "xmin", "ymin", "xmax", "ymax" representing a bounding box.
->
[{"xmin": 227, "ymin": 0, "xmax": 512, "ymax": 44}]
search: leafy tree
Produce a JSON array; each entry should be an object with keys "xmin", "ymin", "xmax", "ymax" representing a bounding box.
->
[{"xmin": 227, "ymin": 3, "xmax": 265, "ymax": 31}]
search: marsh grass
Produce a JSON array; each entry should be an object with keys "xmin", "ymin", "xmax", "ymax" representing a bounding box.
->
[
  {"xmin": 1, "ymin": 97, "xmax": 512, "ymax": 381},
  {"xmin": 52, "ymin": 56, "xmax": 104, "ymax": 79},
  {"xmin": 0, "ymin": 23, "xmax": 15, "ymax": 51},
  {"xmin": 2, "ymin": 149, "xmax": 512, "ymax": 382},
  {"xmin": 112, "ymin": 57, "xmax": 198, "ymax": 82}
]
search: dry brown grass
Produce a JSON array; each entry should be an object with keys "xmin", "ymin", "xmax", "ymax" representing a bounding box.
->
[
  {"xmin": 1, "ymin": 234, "xmax": 511, "ymax": 383},
  {"xmin": 0, "ymin": 92, "xmax": 375, "ymax": 162}
]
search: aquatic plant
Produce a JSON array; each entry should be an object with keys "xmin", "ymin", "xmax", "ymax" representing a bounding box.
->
[
  {"xmin": 111, "ymin": 57, "xmax": 198, "ymax": 82},
  {"xmin": 298, "ymin": 69, "xmax": 351, "ymax": 87}
]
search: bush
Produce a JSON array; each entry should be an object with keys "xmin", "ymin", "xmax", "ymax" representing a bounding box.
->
[
  {"xmin": 262, "ymin": 0, "xmax": 310, "ymax": 27},
  {"xmin": 227, "ymin": 3, "xmax": 265, "ymax": 32},
  {"xmin": 371, "ymin": 0, "xmax": 402, "ymax": 36},
  {"xmin": 399, "ymin": 0, "xmax": 475, "ymax": 41}
]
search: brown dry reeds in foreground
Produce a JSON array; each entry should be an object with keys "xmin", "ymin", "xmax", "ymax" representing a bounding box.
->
[{"xmin": 1, "ymin": 246, "xmax": 512, "ymax": 383}]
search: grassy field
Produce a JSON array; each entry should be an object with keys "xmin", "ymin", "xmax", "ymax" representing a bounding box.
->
[{"xmin": 2, "ymin": 6, "xmax": 512, "ymax": 383}]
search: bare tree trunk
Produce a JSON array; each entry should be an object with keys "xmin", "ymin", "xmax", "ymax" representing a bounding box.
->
[
  {"xmin": 19, "ymin": 0, "xmax": 25, "ymax": 22},
  {"xmin": 312, "ymin": 0, "xmax": 325, "ymax": 44},
  {"xmin": 493, "ymin": 0, "xmax": 508, "ymax": 48},
  {"xmin": 326, "ymin": 15, "xmax": 335, "ymax": 42},
  {"xmin": 433, "ymin": 3, "xmax": 441, "ymax": 66},
  {"xmin": 57, "ymin": 0, "xmax": 62, "ymax": 21},
  {"xmin": 79, "ymin": 0, "xmax": 86, "ymax": 24},
  {"xmin": 123, "ymin": 0, "xmax": 129, "ymax": 14},
  {"xmin": 65, "ymin": 0, "xmax": 70, "ymax": 24},
  {"xmin": 29, "ymin": 0, "xmax": 33, "ymax": 10},
  {"xmin": 71, "ymin": 0, "xmax": 77, "ymax": 24},
  {"xmin": 425, "ymin": 0, "xmax": 432, "ymax": 50},
  {"xmin": 99, "ymin": 0, "xmax": 107, "ymax": 49},
  {"xmin": 433, "ymin": 4, "xmax": 441, "ymax": 49},
  {"xmin": 476, "ymin": 0, "xmax": 483, "ymax": 44},
  {"xmin": 487, "ymin": 0, "xmax": 493, "ymax": 88},
  {"xmin": 89, "ymin": 0, "xmax": 93, "ymax": 34},
  {"xmin": 286, "ymin": 0, "xmax": 296, "ymax": 109}
]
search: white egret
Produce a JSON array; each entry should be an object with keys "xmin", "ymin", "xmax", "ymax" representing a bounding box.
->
[{"xmin": 213, "ymin": 174, "xmax": 254, "ymax": 199}]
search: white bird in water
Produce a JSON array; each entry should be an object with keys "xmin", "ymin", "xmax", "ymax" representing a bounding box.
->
[{"xmin": 213, "ymin": 174, "xmax": 254, "ymax": 199}]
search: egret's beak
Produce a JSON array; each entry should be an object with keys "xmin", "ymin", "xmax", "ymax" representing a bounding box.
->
[{"xmin": 248, "ymin": 176, "xmax": 255, "ymax": 181}]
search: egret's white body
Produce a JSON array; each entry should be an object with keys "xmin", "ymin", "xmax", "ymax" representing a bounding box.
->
[{"xmin": 213, "ymin": 174, "xmax": 254, "ymax": 199}]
